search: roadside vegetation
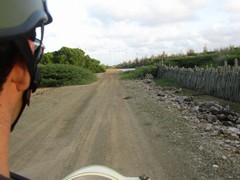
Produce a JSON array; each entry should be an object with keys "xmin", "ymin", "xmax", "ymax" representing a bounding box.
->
[
  {"xmin": 119, "ymin": 65, "xmax": 184, "ymax": 90},
  {"xmin": 119, "ymin": 45, "xmax": 240, "ymax": 103},
  {"xmin": 40, "ymin": 47, "xmax": 106, "ymax": 87},
  {"xmin": 39, "ymin": 64, "xmax": 96, "ymax": 87},
  {"xmin": 120, "ymin": 65, "xmax": 157, "ymax": 80},
  {"xmin": 116, "ymin": 45, "xmax": 240, "ymax": 69}
]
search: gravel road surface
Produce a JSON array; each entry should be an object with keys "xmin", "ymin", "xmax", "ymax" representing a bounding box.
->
[{"xmin": 10, "ymin": 72, "xmax": 240, "ymax": 180}]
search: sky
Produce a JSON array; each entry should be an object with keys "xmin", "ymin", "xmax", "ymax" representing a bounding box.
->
[{"xmin": 43, "ymin": 0, "xmax": 240, "ymax": 66}]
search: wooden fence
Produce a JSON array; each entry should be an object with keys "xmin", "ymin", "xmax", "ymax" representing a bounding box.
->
[{"xmin": 157, "ymin": 59, "xmax": 240, "ymax": 103}]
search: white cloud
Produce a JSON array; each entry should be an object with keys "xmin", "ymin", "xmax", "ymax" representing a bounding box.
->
[
  {"xmin": 223, "ymin": 0, "xmax": 240, "ymax": 13},
  {"xmin": 44, "ymin": 0, "xmax": 240, "ymax": 65},
  {"xmin": 87, "ymin": 0, "xmax": 205, "ymax": 26},
  {"xmin": 222, "ymin": 0, "xmax": 240, "ymax": 22}
]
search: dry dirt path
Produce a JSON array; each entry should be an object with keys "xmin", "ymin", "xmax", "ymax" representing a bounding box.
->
[{"xmin": 10, "ymin": 73, "xmax": 235, "ymax": 180}]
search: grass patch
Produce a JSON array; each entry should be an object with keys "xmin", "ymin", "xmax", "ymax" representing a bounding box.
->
[
  {"xmin": 155, "ymin": 79, "xmax": 193, "ymax": 96},
  {"xmin": 154, "ymin": 77, "xmax": 183, "ymax": 88}
]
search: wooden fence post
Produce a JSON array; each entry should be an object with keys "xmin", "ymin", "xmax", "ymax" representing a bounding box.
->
[
  {"xmin": 224, "ymin": 61, "xmax": 228, "ymax": 67},
  {"xmin": 157, "ymin": 62, "xmax": 240, "ymax": 103},
  {"xmin": 234, "ymin": 58, "xmax": 238, "ymax": 67}
]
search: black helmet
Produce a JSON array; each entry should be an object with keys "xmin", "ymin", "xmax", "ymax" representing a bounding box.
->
[
  {"xmin": 0, "ymin": 0, "xmax": 53, "ymax": 42},
  {"xmin": 0, "ymin": 0, "xmax": 53, "ymax": 132}
]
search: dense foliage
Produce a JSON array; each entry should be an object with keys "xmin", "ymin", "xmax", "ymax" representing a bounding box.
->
[
  {"xmin": 42, "ymin": 47, "xmax": 106, "ymax": 73},
  {"xmin": 39, "ymin": 64, "xmax": 96, "ymax": 87},
  {"xmin": 116, "ymin": 46, "xmax": 240, "ymax": 68}
]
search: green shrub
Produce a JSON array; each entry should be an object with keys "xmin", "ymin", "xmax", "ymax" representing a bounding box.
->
[
  {"xmin": 120, "ymin": 65, "xmax": 157, "ymax": 80},
  {"xmin": 41, "ymin": 47, "xmax": 106, "ymax": 73},
  {"xmin": 120, "ymin": 71, "xmax": 136, "ymax": 80},
  {"xmin": 39, "ymin": 64, "xmax": 96, "ymax": 87}
]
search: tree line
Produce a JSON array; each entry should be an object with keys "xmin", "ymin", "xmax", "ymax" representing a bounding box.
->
[{"xmin": 42, "ymin": 47, "xmax": 106, "ymax": 73}]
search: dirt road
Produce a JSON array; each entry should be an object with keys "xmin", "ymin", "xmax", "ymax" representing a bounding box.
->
[{"xmin": 9, "ymin": 73, "xmax": 239, "ymax": 179}]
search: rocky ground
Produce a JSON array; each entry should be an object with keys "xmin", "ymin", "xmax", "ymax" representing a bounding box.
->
[{"xmin": 127, "ymin": 77, "xmax": 240, "ymax": 179}]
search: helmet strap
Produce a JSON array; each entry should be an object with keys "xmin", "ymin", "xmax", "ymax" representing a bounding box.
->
[
  {"xmin": 10, "ymin": 90, "xmax": 30, "ymax": 132},
  {"xmin": 10, "ymin": 37, "xmax": 33, "ymax": 132},
  {"xmin": 11, "ymin": 23, "xmax": 44, "ymax": 132}
]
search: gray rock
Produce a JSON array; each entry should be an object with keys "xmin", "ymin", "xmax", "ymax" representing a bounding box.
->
[
  {"xmin": 216, "ymin": 114, "xmax": 227, "ymax": 121},
  {"xmin": 235, "ymin": 141, "xmax": 240, "ymax": 149},
  {"xmin": 227, "ymin": 127, "xmax": 240, "ymax": 135},
  {"xmin": 219, "ymin": 127, "xmax": 227, "ymax": 135},
  {"xmin": 229, "ymin": 133, "xmax": 239, "ymax": 139},
  {"xmin": 222, "ymin": 121, "xmax": 234, "ymax": 127},
  {"xmin": 175, "ymin": 96, "xmax": 193, "ymax": 104},
  {"xmin": 197, "ymin": 114, "xmax": 206, "ymax": 120},
  {"xmin": 190, "ymin": 106, "xmax": 199, "ymax": 113},
  {"xmin": 199, "ymin": 119, "xmax": 208, "ymax": 123},
  {"xmin": 215, "ymin": 104, "xmax": 224, "ymax": 111},
  {"xmin": 209, "ymin": 106, "xmax": 220, "ymax": 112},
  {"xmin": 174, "ymin": 88, "xmax": 182, "ymax": 93},
  {"xmin": 199, "ymin": 101, "xmax": 218, "ymax": 108},
  {"xmin": 236, "ymin": 118, "xmax": 240, "ymax": 125},
  {"xmin": 212, "ymin": 164, "xmax": 219, "ymax": 170},
  {"xmin": 219, "ymin": 127, "xmax": 240, "ymax": 139},
  {"xmin": 173, "ymin": 103, "xmax": 181, "ymax": 110},
  {"xmin": 145, "ymin": 74, "xmax": 154, "ymax": 79},
  {"xmin": 198, "ymin": 145, "xmax": 204, "ymax": 151},
  {"xmin": 180, "ymin": 105, "xmax": 188, "ymax": 110},
  {"xmin": 223, "ymin": 144, "xmax": 231, "ymax": 149},
  {"xmin": 159, "ymin": 97, "xmax": 166, "ymax": 101},
  {"xmin": 145, "ymin": 79, "xmax": 152, "ymax": 84},
  {"xmin": 206, "ymin": 114, "xmax": 217, "ymax": 123},
  {"xmin": 216, "ymin": 140, "xmax": 225, "ymax": 146},
  {"xmin": 190, "ymin": 116, "xmax": 200, "ymax": 123},
  {"xmin": 225, "ymin": 139, "xmax": 233, "ymax": 144},
  {"xmin": 225, "ymin": 105, "xmax": 230, "ymax": 111},
  {"xmin": 210, "ymin": 130, "xmax": 220, "ymax": 136},
  {"xmin": 227, "ymin": 115, "xmax": 236, "ymax": 122},
  {"xmin": 157, "ymin": 92, "xmax": 166, "ymax": 97},
  {"xmin": 222, "ymin": 155, "xmax": 227, "ymax": 160},
  {"xmin": 205, "ymin": 124, "xmax": 213, "ymax": 132},
  {"xmin": 213, "ymin": 120, "xmax": 221, "ymax": 125},
  {"xmin": 213, "ymin": 125, "xmax": 221, "ymax": 130}
]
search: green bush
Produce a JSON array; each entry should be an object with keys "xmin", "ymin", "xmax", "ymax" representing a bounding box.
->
[
  {"xmin": 41, "ymin": 47, "xmax": 106, "ymax": 73},
  {"xmin": 120, "ymin": 71, "xmax": 136, "ymax": 80},
  {"xmin": 120, "ymin": 65, "xmax": 157, "ymax": 80},
  {"xmin": 39, "ymin": 64, "xmax": 96, "ymax": 87}
]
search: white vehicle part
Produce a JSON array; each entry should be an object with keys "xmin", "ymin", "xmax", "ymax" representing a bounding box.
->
[{"xmin": 63, "ymin": 165, "xmax": 142, "ymax": 180}]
